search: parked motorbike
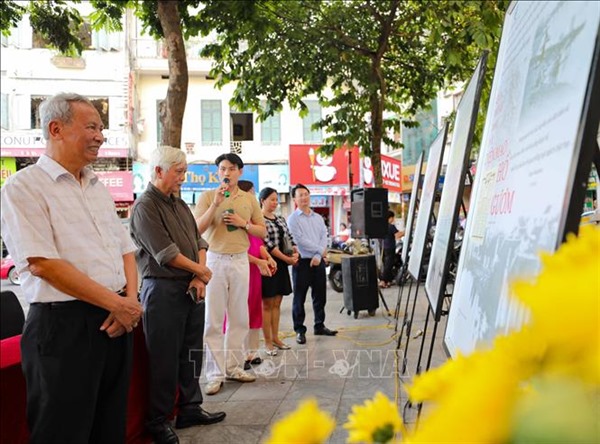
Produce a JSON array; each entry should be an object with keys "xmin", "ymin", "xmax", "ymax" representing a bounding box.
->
[{"xmin": 327, "ymin": 239, "xmax": 370, "ymax": 293}]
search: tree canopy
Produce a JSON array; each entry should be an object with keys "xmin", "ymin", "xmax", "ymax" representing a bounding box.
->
[
  {"xmin": 198, "ymin": 0, "xmax": 508, "ymax": 184},
  {"xmin": 1, "ymin": 0, "xmax": 508, "ymax": 185}
]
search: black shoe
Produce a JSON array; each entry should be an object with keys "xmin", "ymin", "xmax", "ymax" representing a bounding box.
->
[
  {"xmin": 314, "ymin": 327, "xmax": 338, "ymax": 336},
  {"xmin": 244, "ymin": 360, "xmax": 251, "ymax": 371},
  {"xmin": 148, "ymin": 422, "xmax": 179, "ymax": 444},
  {"xmin": 296, "ymin": 332, "xmax": 306, "ymax": 344},
  {"xmin": 175, "ymin": 406, "xmax": 226, "ymax": 429}
]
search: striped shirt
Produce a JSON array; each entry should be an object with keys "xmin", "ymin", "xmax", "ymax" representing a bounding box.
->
[{"xmin": 0, "ymin": 155, "xmax": 135, "ymax": 303}]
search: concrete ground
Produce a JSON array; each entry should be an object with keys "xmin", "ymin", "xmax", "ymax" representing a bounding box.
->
[{"xmin": 1, "ymin": 277, "xmax": 449, "ymax": 443}]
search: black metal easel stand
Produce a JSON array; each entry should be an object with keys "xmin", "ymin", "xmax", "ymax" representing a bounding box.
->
[
  {"xmin": 396, "ymin": 276, "xmax": 422, "ymax": 375},
  {"xmin": 395, "ymin": 276, "xmax": 413, "ymax": 343},
  {"xmin": 378, "ymin": 287, "xmax": 391, "ymax": 315},
  {"xmin": 413, "ymin": 294, "xmax": 451, "ymax": 422},
  {"xmin": 394, "ymin": 264, "xmax": 409, "ymax": 329}
]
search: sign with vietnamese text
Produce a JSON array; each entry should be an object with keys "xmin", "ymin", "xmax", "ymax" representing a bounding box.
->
[
  {"xmin": 183, "ymin": 164, "xmax": 259, "ymax": 192},
  {"xmin": 446, "ymin": 1, "xmax": 600, "ymax": 357}
]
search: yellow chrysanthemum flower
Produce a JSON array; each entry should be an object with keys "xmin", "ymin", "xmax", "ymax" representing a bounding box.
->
[
  {"xmin": 344, "ymin": 392, "xmax": 404, "ymax": 443},
  {"xmin": 512, "ymin": 225, "xmax": 600, "ymax": 383},
  {"xmin": 407, "ymin": 353, "xmax": 471, "ymax": 403},
  {"xmin": 265, "ymin": 398, "xmax": 335, "ymax": 444},
  {"xmin": 404, "ymin": 226, "xmax": 600, "ymax": 443},
  {"xmin": 405, "ymin": 347, "xmax": 521, "ymax": 443}
]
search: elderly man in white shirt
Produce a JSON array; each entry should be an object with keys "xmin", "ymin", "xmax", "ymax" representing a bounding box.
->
[{"xmin": 0, "ymin": 93, "xmax": 142, "ymax": 444}]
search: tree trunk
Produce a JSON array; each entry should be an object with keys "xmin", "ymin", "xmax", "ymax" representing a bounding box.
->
[
  {"xmin": 368, "ymin": 0, "xmax": 398, "ymax": 188},
  {"xmin": 157, "ymin": 1, "xmax": 188, "ymax": 149},
  {"xmin": 370, "ymin": 91, "xmax": 383, "ymax": 188},
  {"xmin": 370, "ymin": 61, "xmax": 385, "ymax": 188}
]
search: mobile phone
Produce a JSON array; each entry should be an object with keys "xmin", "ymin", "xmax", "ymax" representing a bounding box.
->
[
  {"xmin": 224, "ymin": 208, "xmax": 237, "ymax": 232},
  {"xmin": 187, "ymin": 287, "xmax": 202, "ymax": 304}
]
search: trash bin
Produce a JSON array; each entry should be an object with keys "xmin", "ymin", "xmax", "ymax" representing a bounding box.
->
[{"xmin": 342, "ymin": 254, "xmax": 379, "ymax": 318}]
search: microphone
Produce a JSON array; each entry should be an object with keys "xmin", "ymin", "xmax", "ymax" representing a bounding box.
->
[{"xmin": 223, "ymin": 178, "xmax": 230, "ymax": 198}]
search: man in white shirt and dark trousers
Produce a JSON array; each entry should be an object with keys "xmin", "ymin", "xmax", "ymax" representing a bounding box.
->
[
  {"xmin": 287, "ymin": 184, "xmax": 338, "ymax": 344},
  {"xmin": 0, "ymin": 93, "xmax": 143, "ymax": 443}
]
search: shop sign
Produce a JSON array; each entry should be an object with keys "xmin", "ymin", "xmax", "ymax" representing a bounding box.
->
[
  {"xmin": 1, "ymin": 157, "xmax": 16, "ymax": 187},
  {"xmin": 0, "ymin": 130, "xmax": 130, "ymax": 158},
  {"xmin": 289, "ymin": 144, "xmax": 360, "ymax": 186},
  {"xmin": 96, "ymin": 171, "xmax": 133, "ymax": 202},
  {"xmin": 258, "ymin": 164, "xmax": 290, "ymax": 193},
  {"xmin": 361, "ymin": 154, "xmax": 402, "ymax": 192},
  {"xmin": 183, "ymin": 164, "xmax": 259, "ymax": 192}
]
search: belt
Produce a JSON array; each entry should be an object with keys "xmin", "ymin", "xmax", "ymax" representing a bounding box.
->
[{"xmin": 208, "ymin": 251, "xmax": 246, "ymax": 258}]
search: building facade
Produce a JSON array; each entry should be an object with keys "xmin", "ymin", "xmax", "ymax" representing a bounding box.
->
[{"xmin": 1, "ymin": 8, "xmax": 412, "ymax": 238}]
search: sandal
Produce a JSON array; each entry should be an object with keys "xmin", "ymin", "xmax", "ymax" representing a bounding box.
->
[
  {"xmin": 264, "ymin": 348, "xmax": 278, "ymax": 356},
  {"xmin": 273, "ymin": 342, "xmax": 291, "ymax": 350}
]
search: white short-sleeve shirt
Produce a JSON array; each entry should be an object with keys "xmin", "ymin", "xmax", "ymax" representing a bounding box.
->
[{"xmin": 0, "ymin": 155, "xmax": 136, "ymax": 303}]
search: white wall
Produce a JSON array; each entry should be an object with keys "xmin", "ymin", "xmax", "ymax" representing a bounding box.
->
[{"xmin": 135, "ymin": 74, "xmax": 317, "ymax": 165}]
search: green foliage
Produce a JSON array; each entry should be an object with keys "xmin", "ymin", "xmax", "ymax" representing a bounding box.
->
[
  {"xmin": 27, "ymin": 1, "xmax": 85, "ymax": 56},
  {"xmin": 199, "ymin": 0, "xmax": 507, "ymax": 173},
  {"xmin": 0, "ymin": 0, "xmax": 508, "ymax": 168},
  {"xmin": 0, "ymin": 1, "xmax": 25, "ymax": 36}
]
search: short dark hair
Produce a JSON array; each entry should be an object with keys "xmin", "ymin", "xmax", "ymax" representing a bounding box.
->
[
  {"xmin": 238, "ymin": 180, "xmax": 254, "ymax": 192},
  {"xmin": 388, "ymin": 210, "xmax": 395, "ymax": 219},
  {"xmin": 215, "ymin": 153, "xmax": 244, "ymax": 169},
  {"xmin": 258, "ymin": 187, "xmax": 277, "ymax": 207},
  {"xmin": 291, "ymin": 183, "xmax": 309, "ymax": 198}
]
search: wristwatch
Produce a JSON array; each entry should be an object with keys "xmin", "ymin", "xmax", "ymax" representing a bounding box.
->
[{"xmin": 244, "ymin": 221, "xmax": 251, "ymax": 231}]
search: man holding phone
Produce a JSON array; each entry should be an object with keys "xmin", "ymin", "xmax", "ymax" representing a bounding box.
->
[
  {"xmin": 195, "ymin": 153, "xmax": 266, "ymax": 395},
  {"xmin": 130, "ymin": 146, "xmax": 225, "ymax": 444}
]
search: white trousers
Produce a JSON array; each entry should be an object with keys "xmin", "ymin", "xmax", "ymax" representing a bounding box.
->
[{"xmin": 204, "ymin": 251, "xmax": 250, "ymax": 382}]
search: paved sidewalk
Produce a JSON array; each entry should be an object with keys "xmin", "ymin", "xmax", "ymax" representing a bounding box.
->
[
  {"xmin": 0, "ymin": 278, "xmax": 449, "ymax": 443},
  {"xmin": 183, "ymin": 282, "xmax": 448, "ymax": 444}
]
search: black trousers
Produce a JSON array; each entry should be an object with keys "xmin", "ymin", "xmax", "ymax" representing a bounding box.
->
[
  {"xmin": 22, "ymin": 301, "xmax": 133, "ymax": 444},
  {"xmin": 292, "ymin": 259, "xmax": 327, "ymax": 333},
  {"xmin": 140, "ymin": 278, "xmax": 204, "ymax": 426},
  {"xmin": 382, "ymin": 248, "xmax": 396, "ymax": 283}
]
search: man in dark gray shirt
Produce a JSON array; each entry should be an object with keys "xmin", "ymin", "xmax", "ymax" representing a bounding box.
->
[{"xmin": 130, "ymin": 146, "xmax": 225, "ymax": 444}]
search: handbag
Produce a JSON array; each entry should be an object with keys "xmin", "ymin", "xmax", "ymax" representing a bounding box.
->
[{"xmin": 280, "ymin": 234, "xmax": 294, "ymax": 256}]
